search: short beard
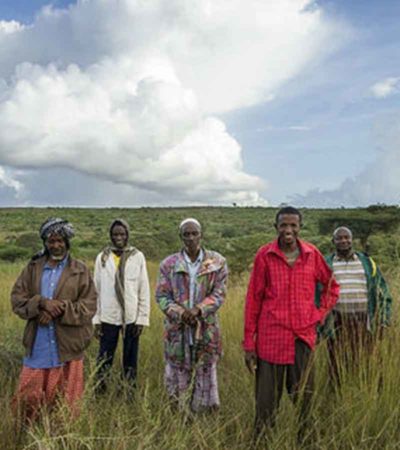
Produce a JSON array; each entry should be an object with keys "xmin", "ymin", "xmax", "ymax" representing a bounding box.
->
[
  {"xmin": 50, "ymin": 253, "xmax": 67, "ymax": 261},
  {"xmin": 337, "ymin": 247, "xmax": 353, "ymax": 258}
]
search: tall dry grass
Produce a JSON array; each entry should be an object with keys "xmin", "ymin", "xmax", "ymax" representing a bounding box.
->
[{"xmin": 0, "ymin": 261, "xmax": 399, "ymax": 450}]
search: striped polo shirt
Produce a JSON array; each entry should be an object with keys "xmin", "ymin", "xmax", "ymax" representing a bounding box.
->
[{"xmin": 332, "ymin": 253, "xmax": 368, "ymax": 314}]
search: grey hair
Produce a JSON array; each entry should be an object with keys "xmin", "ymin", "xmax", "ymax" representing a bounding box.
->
[
  {"xmin": 179, "ymin": 218, "xmax": 202, "ymax": 231},
  {"xmin": 333, "ymin": 226, "xmax": 353, "ymax": 239}
]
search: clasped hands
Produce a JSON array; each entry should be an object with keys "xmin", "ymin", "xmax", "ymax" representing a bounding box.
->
[
  {"xmin": 38, "ymin": 298, "xmax": 65, "ymax": 325},
  {"xmin": 94, "ymin": 323, "xmax": 144, "ymax": 340},
  {"xmin": 181, "ymin": 306, "xmax": 201, "ymax": 326}
]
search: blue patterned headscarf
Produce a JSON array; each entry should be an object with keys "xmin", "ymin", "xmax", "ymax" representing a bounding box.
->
[{"xmin": 40, "ymin": 217, "xmax": 75, "ymax": 242}]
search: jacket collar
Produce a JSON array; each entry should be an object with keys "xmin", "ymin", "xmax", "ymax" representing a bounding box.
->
[
  {"xmin": 30, "ymin": 254, "xmax": 84, "ymax": 273},
  {"xmin": 333, "ymin": 250, "xmax": 357, "ymax": 262},
  {"xmin": 29, "ymin": 254, "xmax": 84, "ymax": 295},
  {"xmin": 174, "ymin": 249, "xmax": 222, "ymax": 275}
]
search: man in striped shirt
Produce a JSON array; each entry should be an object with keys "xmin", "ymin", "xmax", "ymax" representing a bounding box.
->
[{"xmin": 324, "ymin": 226, "xmax": 392, "ymax": 383}]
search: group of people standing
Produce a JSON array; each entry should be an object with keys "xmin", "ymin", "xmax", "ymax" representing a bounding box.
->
[{"xmin": 10, "ymin": 207, "xmax": 392, "ymax": 438}]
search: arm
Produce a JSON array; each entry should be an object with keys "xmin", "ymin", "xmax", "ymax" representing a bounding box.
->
[
  {"xmin": 243, "ymin": 250, "xmax": 266, "ymax": 353},
  {"xmin": 11, "ymin": 264, "xmax": 42, "ymax": 320},
  {"xmin": 136, "ymin": 254, "xmax": 151, "ymax": 326},
  {"xmin": 92, "ymin": 255, "xmax": 102, "ymax": 325},
  {"xmin": 196, "ymin": 260, "xmax": 228, "ymax": 318},
  {"xmin": 58, "ymin": 267, "xmax": 97, "ymax": 326},
  {"xmin": 315, "ymin": 254, "xmax": 333, "ymax": 308},
  {"xmin": 315, "ymin": 251, "xmax": 340, "ymax": 324},
  {"xmin": 375, "ymin": 265, "xmax": 392, "ymax": 327},
  {"xmin": 155, "ymin": 262, "xmax": 185, "ymax": 323}
]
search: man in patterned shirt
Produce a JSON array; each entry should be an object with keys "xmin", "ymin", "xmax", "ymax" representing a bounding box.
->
[
  {"xmin": 323, "ymin": 226, "xmax": 392, "ymax": 384},
  {"xmin": 243, "ymin": 206, "xmax": 340, "ymax": 435}
]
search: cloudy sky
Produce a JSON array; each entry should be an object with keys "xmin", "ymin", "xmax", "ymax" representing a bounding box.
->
[{"xmin": 0, "ymin": 0, "xmax": 399, "ymax": 207}]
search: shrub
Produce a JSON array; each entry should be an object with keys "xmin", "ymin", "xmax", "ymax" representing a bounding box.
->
[
  {"xmin": 15, "ymin": 232, "xmax": 41, "ymax": 252},
  {"xmin": 0, "ymin": 245, "xmax": 31, "ymax": 262}
]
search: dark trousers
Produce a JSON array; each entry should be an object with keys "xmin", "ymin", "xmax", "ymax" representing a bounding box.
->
[
  {"xmin": 96, "ymin": 322, "xmax": 139, "ymax": 392},
  {"xmin": 255, "ymin": 340, "xmax": 314, "ymax": 433},
  {"xmin": 327, "ymin": 311, "xmax": 372, "ymax": 385}
]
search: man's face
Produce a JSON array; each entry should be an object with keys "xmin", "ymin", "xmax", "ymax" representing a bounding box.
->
[
  {"xmin": 46, "ymin": 234, "xmax": 67, "ymax": 261},
  {"xmin": 111, "ymin": 224, "xmax": 128, "ymax": 249},
  {"xmin": 333, "ymin": 229, "xmax": 352, "ymax": 253},
  {"xmin": 275, "ymin": 214, "xmax": 301, "ymax": 246},
  {"xmin": 180, "ymin": 222, "xmax": 202, "ymax": 254}
]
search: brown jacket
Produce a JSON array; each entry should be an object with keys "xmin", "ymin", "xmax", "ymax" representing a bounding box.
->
[{"xmin": 11, "ymin": 255, "xmax": 97, "ymax": 363}]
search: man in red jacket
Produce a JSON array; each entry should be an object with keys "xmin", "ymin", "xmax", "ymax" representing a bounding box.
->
[{"xmin": 243, "ymin": 206, "xmax": 339, "ymax": 435}]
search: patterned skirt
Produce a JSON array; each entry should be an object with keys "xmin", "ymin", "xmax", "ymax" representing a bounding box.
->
[
  {"xmin": 12, "ymin": 359, "xmax": 84, "ymax": 422},
  {"xmin": 165, "ymin": 361, "xmax": 219, "ymax": 412}
]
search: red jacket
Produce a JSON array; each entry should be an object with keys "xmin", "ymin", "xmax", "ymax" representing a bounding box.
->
[{"xmin": 243, "ymin": 239, "xmax": 339, "ymax": 364}]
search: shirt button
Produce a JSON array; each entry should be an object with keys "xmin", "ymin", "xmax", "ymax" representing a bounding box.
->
[{"xmin": 51, "ymin": 340, "xmax": 55, "ymax": 343}]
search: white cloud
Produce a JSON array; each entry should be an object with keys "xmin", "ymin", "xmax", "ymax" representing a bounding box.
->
[
  {"xmin": 257, "ymin": 124, "xmax": 311, "ymax": 132},
  {"xmin": 291, "ymin": 115, "xmax": 400, "ymax": 207},
  {"xmin": 370, "ymin": 77, "xmax": 400, "ymax": 99},
  {"xmin": 0, "ymin": 166, "xmax": 23, "ymax": 196},
  {"xmin": 0, "ymin": 20, "xmax": 24, "ymax": 35},
  {"xmin": 0, "ymin": 0, "xmax": 339, "ymax": 205},
  {"xmin": 288, "ymin": 125, "xmax": 311, "ymax": 131}
]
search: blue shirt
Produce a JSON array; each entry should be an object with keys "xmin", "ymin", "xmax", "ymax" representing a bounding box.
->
[
  {"xmin": 183, "ymin": 249, "xmax": 203, "ymax": 346},
  {"xmin": 23, "ymin": 257, "xmax": 68, "ymax": 369}
]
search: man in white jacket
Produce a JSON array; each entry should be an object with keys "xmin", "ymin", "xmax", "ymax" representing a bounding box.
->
[{"xmin": 93, "ymin": 219, "xmax": 150, "ymax": 392}]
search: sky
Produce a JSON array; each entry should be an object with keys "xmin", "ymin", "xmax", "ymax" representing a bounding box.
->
[{"xmin": 0, "ymin": 0, "xmax": 399, "ymax": 207}]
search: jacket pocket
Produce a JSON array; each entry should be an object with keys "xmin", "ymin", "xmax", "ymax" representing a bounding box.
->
[{"xmin": 59, "ymin": 325, "xmax": 93, "ymax": 356}]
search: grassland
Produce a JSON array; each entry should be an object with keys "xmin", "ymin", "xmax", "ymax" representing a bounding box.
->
[{"xmin": 0, "ymin": 207, "xmax": 399, "ymax": 450}]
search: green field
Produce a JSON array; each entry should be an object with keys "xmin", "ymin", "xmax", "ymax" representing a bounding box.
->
[{"xmin": 0, "ymin": 206, "xmax": 399, "ymax": 450}]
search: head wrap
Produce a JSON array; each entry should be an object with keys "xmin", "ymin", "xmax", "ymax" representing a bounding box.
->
[
  {"xmin": 179, "ymin": 218, "xmax": 202, "ymax": 231},
  {"xmin": 332, "ymin": 226, "xmax": 353, "ymax": 239},
  {"xmin": 32, "ymin": 217, "xmax": 74, "ymax": 260},
  {"xmin": 109, "ymin": 218, "xmax": 130, "ymax": 241},
  {"xmin": 40, "ymin": 217, "xmax": 75, "ymax": 242}
]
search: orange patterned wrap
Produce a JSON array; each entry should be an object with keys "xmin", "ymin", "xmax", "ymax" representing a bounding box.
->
[{"xmin": 12, "ymin": 359, "xmax": 84, "ymax": 422}]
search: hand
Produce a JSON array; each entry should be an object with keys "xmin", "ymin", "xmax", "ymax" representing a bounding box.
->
[
  {"xmin": 378, "ymin": 326, "xmax": 386, "ymax": 341},
  {"xmin": 181, "ymin": 309, "xmax": 195, "ymax": 325},
  {"xmin": 131, "ymin": 324, "xmax": 143, "ymax": 338},
  {"xmin": 38, "ymin": 310, "xmax": 53, "ymax": 326},
  {"xmin": 244, "ymin": 351, "xmax": 257, "ymax": 375},
  {"xmin": 40, "ymin": 298, "xmax": 65, "ymax": 318},
  {"xmin": 181, "ymin": 307, "xmax": 199, "ymax": 326},
  {"xmin": 189, "ymin": 306, "xmax": 201, "ymax": 318},
  {"xmin": 94, "ymin": 324, "xmax": 102, "ymax": 340}
]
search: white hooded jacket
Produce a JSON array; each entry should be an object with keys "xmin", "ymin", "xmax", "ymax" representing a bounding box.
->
[{"xmin": 93, "ymin": 250, "xmax": 150, "ymax": 327}]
